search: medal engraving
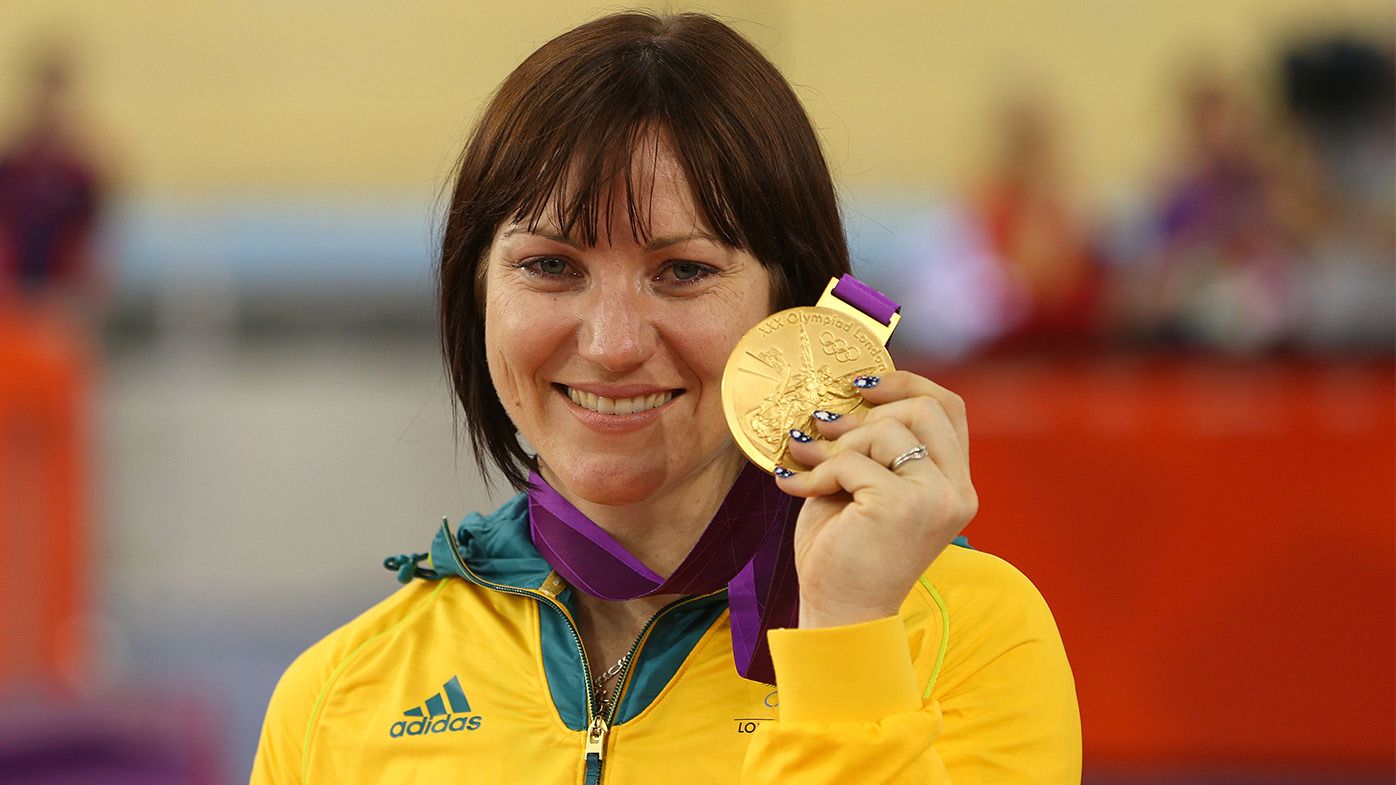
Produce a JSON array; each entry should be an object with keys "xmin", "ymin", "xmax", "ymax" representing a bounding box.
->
[{"xmin": 723, "ymin": 304, "xmax": 894, "ymax": 473}]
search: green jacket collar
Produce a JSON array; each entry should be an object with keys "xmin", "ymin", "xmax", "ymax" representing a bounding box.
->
[{"xmin": 425, "ymin": 494, "xmax": 558, "ymax": 591}]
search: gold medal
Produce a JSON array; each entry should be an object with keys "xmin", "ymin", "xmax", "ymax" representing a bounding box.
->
[{"xmin": 722, "ymin": 277, "xmax": 900, "ymax": 473}]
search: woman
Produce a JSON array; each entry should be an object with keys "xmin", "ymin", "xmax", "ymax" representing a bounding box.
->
[{"xmin": 252, "ymin": 11, "xmax": 1080, "ymax": 784}]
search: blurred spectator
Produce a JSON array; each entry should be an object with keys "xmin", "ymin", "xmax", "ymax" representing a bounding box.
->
[
  {"xmin": 0, "ymin": 40, "xmax": 103, "ymax": 696},
  {"xmin": 1126, "ymin": 41, "xmax": 1394, "ymax": 356},
  {"xmin": 0, "ymin": 38, "xmax": 226, "ymax": 785},
  {"xmin": 1270, "ymin": 36, "xmax": 1395, "ymax": 352},
  {"xmin": 971, "ymin": 93, "xmax": 1103, "ymax": 350},
  {"xmin": 0, "ymin": 44, "xmax": 103, "ymax": 312},
  {"xmin": 1140, "ymin": 68, "xmax": 1291, "ymax": 352}
]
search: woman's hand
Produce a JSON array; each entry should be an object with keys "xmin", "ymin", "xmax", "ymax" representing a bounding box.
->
[{"xmin": 775, "ymin": 371, "xmax": 978, "ymax": 629}]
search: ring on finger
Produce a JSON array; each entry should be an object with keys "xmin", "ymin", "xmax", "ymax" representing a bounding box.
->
[{"xmin": 889, "ymin": 444, "xmax": 929, "ymax": 473}]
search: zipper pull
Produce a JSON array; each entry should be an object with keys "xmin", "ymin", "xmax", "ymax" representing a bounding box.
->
[
  {"xmin": 538, "ymin": 571, "xmax": 567, "ymax": 599},
  {"xmin": 585, "ymin": 715, "xmax": 609, "ymax": 760}
]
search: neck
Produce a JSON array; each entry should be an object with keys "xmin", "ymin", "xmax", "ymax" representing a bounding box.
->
[{"xmin": 537, "ymin": 447, "xmax": 747, "ymax": 580}]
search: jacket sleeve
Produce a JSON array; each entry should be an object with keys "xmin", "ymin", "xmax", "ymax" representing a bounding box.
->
[
  {"xmin": 740, "ymin": 562, "xmax": 1081, "ymax": 784},
  {"xmin": 249, "ymin": 644, "xmax": 328, "ymax": 785}
]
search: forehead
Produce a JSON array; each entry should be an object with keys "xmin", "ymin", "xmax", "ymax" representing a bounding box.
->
[{"xmin": 507, "ymin": 127, "xmax": 737, "ymax": 249}]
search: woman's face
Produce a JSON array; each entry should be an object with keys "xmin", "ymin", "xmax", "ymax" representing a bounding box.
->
[{"xmin": 483, "ymin": 138, "xmax": 773, "ymax": 507}]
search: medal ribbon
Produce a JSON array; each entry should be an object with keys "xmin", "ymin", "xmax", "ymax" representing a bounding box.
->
[
  {"xmin": 830, "ymin": 274, "xmax": 899, "ymax": 325},
  {"xmin": 527, "ymin": 463, "xmax": 799, "ymax": 684}
]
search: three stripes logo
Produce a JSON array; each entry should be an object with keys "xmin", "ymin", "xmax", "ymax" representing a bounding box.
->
[{"xmin": 389, "ymin": 675, "xmax": 484, "ymax": 737}]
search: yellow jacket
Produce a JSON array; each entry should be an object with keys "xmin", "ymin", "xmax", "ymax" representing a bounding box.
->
[{"xmin": 251, "ymin": 495, "xmax": 1080, "ymax": 784}]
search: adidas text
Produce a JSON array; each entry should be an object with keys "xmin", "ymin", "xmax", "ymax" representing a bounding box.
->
[
  {"xmin": 391, "ymin": 675, "xmax": 483, "ymax": 737},
  {"xmin": 390, "ymin": 714, "xmax": 483, "ymax": 737}
]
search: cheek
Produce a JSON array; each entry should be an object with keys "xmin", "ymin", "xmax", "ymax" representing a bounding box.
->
[
  {"xmin": 724, "ymin": 271, "xmax": 776, "ymax": 345},
  {"xmin": 483, "ymin": 313, "xmax": 519, "ymax": 411},
  {"xmin": 672, "ymin": 286, "xmax": 772, "ymax": 389},
  {"xmin": 483, "ymin": 288, "xmax": 558, "ymax": 412}
]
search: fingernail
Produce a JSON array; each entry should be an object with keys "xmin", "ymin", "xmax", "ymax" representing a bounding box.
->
[
  {"xmin": 788, "ymin": 428, "xmax": 813, "ymax": 443},
  {"xmin": 852, "ymin": 375, "xmax": 880, "ymax": 389},
  {"xmin": 811, "ymin": 410, "xmax": 841, "ymax": 422},
  {"xmin": 773, "ymin": 466, "xmax": 795, "ymax": 478}
]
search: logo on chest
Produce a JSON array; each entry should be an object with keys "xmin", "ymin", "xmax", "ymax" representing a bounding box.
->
[
  {"xmin": 732, "ymin": 690, "xmax": 778, "ymax": 734},
  {"xmin": 389, "ymin": 675, "xmax": 485, "ymax": 738}
]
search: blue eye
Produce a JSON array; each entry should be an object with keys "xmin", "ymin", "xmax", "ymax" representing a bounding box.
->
[
  {"xmin": 512, "ymin": 256, "xmax": 580, "ymax": 288},
  {"xmin": 660, "ymin": 261, "xmax": 715, "ymax": 285},
  {"xmin": 536, "ymin": 257, "xmax": 568, "ymax": 276},
  {"xmin": 672, "ymin": 262, "xmax": 702, "ymax": 280}
]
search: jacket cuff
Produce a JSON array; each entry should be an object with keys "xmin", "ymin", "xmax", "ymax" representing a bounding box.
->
[{"xmin": 768, "ymin": 615, "xmax": 921, "ymax": 724}]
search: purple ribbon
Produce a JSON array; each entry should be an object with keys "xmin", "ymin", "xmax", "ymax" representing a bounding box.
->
[
  {"xmin": 831, "ymin": 274, "xmax": 900, "ymax": 325},
  {"xmin": 528, "ymin": 464, "xmax": 800, "ymax": 684}
]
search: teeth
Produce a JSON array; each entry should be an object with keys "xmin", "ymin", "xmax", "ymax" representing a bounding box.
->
[{"xmin": 566, "ymin": 387, "xmax": 675, "ymax": 415}]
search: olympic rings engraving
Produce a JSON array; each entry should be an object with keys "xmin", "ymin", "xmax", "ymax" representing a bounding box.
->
[{"xmin": 819, "ymin": 331, "xmax": 860, "ymax": 362}]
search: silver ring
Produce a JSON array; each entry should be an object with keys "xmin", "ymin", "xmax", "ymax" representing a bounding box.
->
[{"xmin": 889, "ymin": 444, "xmax": 929, "ymax": 472}]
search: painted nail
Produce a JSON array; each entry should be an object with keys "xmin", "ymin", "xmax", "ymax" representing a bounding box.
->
[
  {"xmin": 788, "ymin": 428, "xmax": 813, "ymax": 443},
  {"xmin": 852, "ymin": 375, "xmax": 881, "ymax": 389},
  {"xmin": 773, "ymin": 466, "xmax": 795, "ymax": 478},
  {"xmin": 811, "ymin": 410, "xmax": 841, "ymax": 422}
]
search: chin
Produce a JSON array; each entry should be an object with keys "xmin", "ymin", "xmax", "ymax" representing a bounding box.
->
[{"xmin": 545, "ymin": 454, "xmax": 669, "ymax": 507}]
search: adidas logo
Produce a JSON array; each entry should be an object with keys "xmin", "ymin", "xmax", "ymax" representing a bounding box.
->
[{"xmin": 389, "ymin": 675, "xmax": 484, "ymax": 737}]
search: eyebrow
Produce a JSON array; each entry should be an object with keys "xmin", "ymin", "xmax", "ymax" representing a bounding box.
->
[
  {"xmin": 644, "ymin": 232, "xmax": 722, "ymax": 252},
  {"xmin": 501, "ymin": 226, "xmax": 723, "ymax": 252}
]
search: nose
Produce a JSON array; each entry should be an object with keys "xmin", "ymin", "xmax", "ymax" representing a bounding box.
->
[{"xmin": 576, "ymin": 282, "xmax": 657, "ymax": 373}]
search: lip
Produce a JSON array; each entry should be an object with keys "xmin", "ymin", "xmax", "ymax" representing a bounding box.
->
[
  {"xmin": 554, "ymin": 383, "xmax": 683, "ymax": 433},
  {"xmin": 560, "ymin": 382, "xmax": 685, "ymax": 398}
]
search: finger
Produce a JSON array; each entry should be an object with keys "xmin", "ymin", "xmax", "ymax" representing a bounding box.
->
[
  {"xmin": 855, "ymin": 397, "xmax": 969, "ymax": 484},
  {"xmin": 776, "ymin": 448, "xmax": 939, "ymax": 499},
  {"xmin": 850, "ymin": 371, "xmax": 970, "ymax": 460},
  {"xmin": 787, "ymin": 416, "xmax": 928, "ymax": 477},
  {"xmin": 806, "ymin": 406, "xmax": 867, "ymax": 440},
  {"xmin": 792, "ymin": 396, "xmax": 967, "ymax": 485}
]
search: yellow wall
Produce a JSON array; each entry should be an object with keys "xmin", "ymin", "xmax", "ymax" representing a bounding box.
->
[{"xmin": 1, "ymin": 0, "xmax": 1389, "ymax": 199}]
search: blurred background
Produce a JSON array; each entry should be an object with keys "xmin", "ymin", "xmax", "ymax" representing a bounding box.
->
[{"xmin": 0, "ymin": 1, "xmax": 1391, "ymax": 783}]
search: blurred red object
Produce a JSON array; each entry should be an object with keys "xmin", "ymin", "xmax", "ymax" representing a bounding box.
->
[
  {"xmin": 972, "ymin": 93, "xmax": 1104, "ymax": 348},
  {"xmin": 929, "ymin": 355, "xmax": 1396, "ymax": 768},
  {"xmin": 0, "ymin": 306, "xmax": 88, "ymax": 692}
]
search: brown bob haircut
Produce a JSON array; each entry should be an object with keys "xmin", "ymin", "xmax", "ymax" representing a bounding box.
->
[{"xmin": 439, "ymin": 11, "xmax": 851, "ymax": 490}]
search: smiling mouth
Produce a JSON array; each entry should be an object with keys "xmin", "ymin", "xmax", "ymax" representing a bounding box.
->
[{"xmin": 558, "ymin": 385, "xmax": 683, "ymax": 415}]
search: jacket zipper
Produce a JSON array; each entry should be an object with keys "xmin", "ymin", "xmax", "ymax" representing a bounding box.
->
[
  {"xmin": 583, "ymin": 714, "xmax": 608, "ymax": 785},
  {"xmin": 441, "ymin": 522, "xmax": 723, "ymax": 785},
  {"xmin": 584, "ymin": 591, "xmax": 720, "ymax": 783}
]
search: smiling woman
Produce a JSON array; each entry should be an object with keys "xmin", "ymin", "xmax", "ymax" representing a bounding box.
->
[
  {"xmin": 251, "ymin": 11, "xmax": 1080, "ymax": 785},
  {"xmin": 440, "ymin": 22, "xmax": 848, "ymax": 495},
  {"xmin": 483, "ymin": 136, "xmax": 773, "ymax": 512}
]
